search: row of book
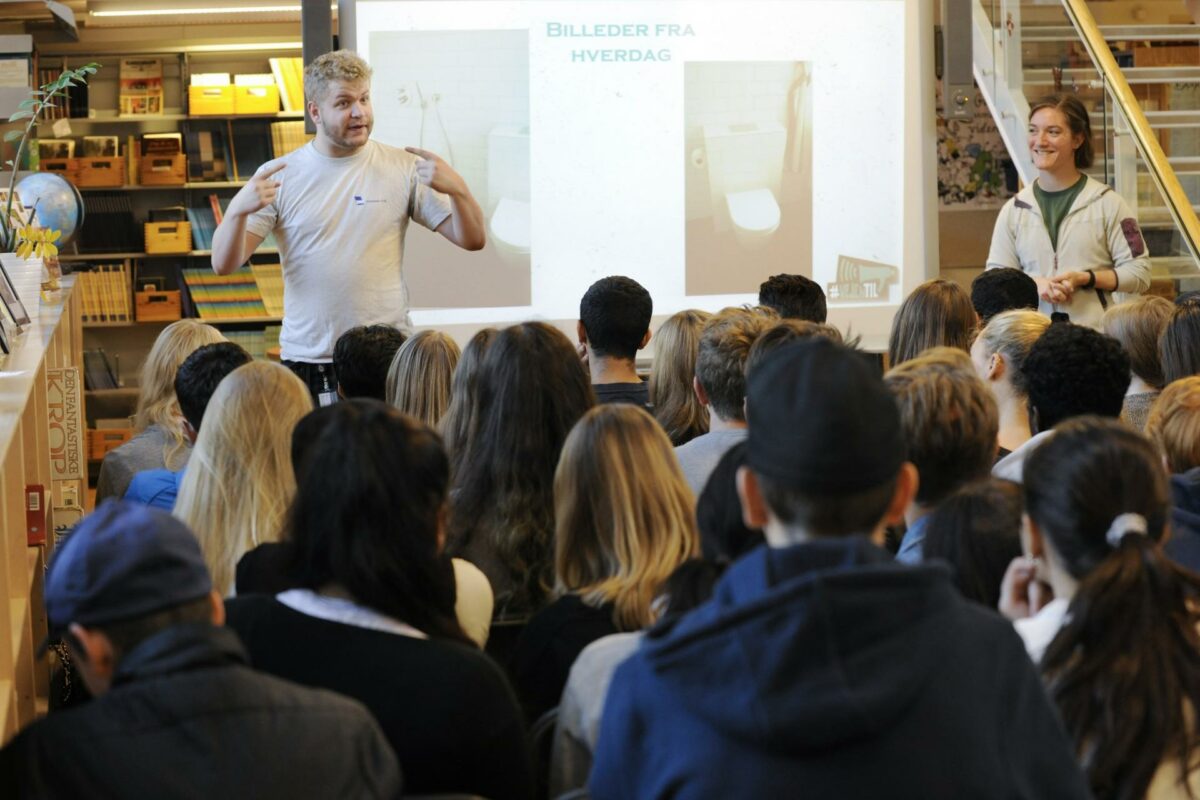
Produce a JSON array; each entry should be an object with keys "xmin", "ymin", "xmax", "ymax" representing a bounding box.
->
[
  {"xmin": 179, "ymin": 264, "xmax": 283, "ymax": 320},
  {"xmin": 36, "ymin": 66, "xmax": 89, "ymax": 120},
  {"xmin": 79, "ymin": 194, "xmax": 142, "ymax": 253},
  {"xmin": 224, "ymin": 326, "xmax": 283, "ymax": 360},
  {"xmin": 77, "ymin": 264, "xmax": 133, "ymax": 324},
  {"xmin": 269, "ymin": 58, "xmax": 305, "ymax": 113}
]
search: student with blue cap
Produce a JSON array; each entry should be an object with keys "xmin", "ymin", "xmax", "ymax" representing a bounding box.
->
[{"xmin": 0, "ymin": 500, "xmax": 400, "ymax": 799}]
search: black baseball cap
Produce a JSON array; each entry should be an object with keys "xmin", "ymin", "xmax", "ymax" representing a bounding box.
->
[
  {"xmin": 40, "ymin": 500, "xmax": 212, "ymax": 652},
  {"xmin": 745, "ymin": 339, "xmax": 905, "ymax": 493}
]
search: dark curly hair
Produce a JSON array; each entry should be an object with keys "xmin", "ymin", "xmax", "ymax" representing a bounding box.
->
[
  {"xmin": 1023, "ymin": 322, "xmax": 1130, "ymax": 432},
  {"xmin": 758, "ymin": 273, "xmax": 827, "ymax": 323},
  {"xmin": 332, "ymin": 324, "xmax": 407, "ymax": 401},
  {"xmin": 970, "ymin": 268, "xmax": 1039, "ymax": 324},
  {"xmin": 579, "ymin": 276, "xmax": 653, "ymax": 361}
]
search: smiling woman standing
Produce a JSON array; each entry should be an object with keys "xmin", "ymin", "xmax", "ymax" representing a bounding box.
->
[{"xmin": 986, "ymin": 94, "xmax": 1150, "ymax": 329}]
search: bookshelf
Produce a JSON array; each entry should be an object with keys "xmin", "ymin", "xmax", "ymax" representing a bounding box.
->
[{"xmin": 28, "ymin": 43, "xmax": 302, "ymax": 400}]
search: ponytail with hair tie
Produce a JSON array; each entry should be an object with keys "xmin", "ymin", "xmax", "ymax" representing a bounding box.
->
[{"xmin": 1104, "ymin": 512, "xmax": 1148, "ymax": 548}]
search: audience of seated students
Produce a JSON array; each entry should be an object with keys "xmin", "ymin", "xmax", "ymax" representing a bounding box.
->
[
  {"xmin": 970, "ymin": 309, "xmax": 1050, "ymax": 458},
  {"xmin": 886, "ymin": 278, "xmax": 976, "ymax": 367},
  {"xmin": 224, "ymin": 401, "xmax": 533, "ymax": 800},
  {"xmin": 757, "ymin": 273, "xmax": 827, "ymax": 322},
  {"xmin": 1161, "ymin": 301, "xmax": 1200, "ymax": 384},
  {"xmin": 1146, "ymin": 376, "xmax": 1200, "ymax": 570},
  {"xmin": 921, "ymin": 478, "xmax": 1023, "ymax": 607},
  {"xmin": 648, "ymin": 309, "xmax": 711, "ymax": 446},
  {"xmin": 173, "ymin": 361, "xmax": 313, "ymax": 596},
  {"xmin": 1001, "ymin": 416, "xmax": 1200, "ymax": 798},
  {"xmin": 970, "ymin": 266, "xmax": 1039, "ymax": 324},
  {"xmin": 510, "ymin": 404, "xmax": 700, "ymax": 723},
  {"xmin": 385, "ymin": 329, "xmax": 461, "ymax": 427},
  {"xmin": 550, "ymin": 558, "xmax": 728, "ymax": 797},
  {"xmin": 1100, "ymin": 295, "xmax": 1174, "ymax": 431},
  {"xmin": 448, "ymin": 322, "xmax": 595, "ymax": 635},
  {"xmin": 440, "ymin": 326, "xmax": 498, "ymax": 473},
  {"xmin": 331, "ymin": 323, "xmax": 406, "ymax": 401},
  {"xmin": 95, "ymin": 320, "xmax": 224, "ymax": 503},
  {"xmin": 994, "ymin": 321, "xmax": 1130, "ymax": 482},
  {"xmin": 577, "ymin": 276, "xmax": 654, "ymax": 408},
  {"xmin": 591, "ymin": 339, "xmax": 1089, "ymax": 798},
  {"xmin": 675, "ymin": 306, "xmax": 776, "ymax": 495},
  {"xmin": 0, "ymin": 501, "xmax": 400, "ymax": 798},
  {"xmin": 884, "ymin": 347, "xmax": 999, "ymax": 563},
  {"xmin": 124, "ymin": 343, "xmax": 252, "ymax": 511},
  {"xmin": 696, "ymin": 441, "xmax": 765, "ymax": 561}
]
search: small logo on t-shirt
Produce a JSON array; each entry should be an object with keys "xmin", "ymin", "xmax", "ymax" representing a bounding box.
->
[{"xmin": 353, "ymin": 195, "xmax": 386, "ymax": 206}]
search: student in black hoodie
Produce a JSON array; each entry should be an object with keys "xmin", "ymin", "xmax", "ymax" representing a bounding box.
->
[{"xmin": 590, "ymin": 338, "xmax": 1089, "ymax": 800}]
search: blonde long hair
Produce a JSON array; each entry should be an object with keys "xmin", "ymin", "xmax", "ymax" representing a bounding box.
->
[
  {"xmin": 385, "ymin": 330, "xmax": 461, "ymax": 428},
  {"xmin": 554, "ymin": 404, "xmax": 700, "ymax": 629},
  {"xmin": 649, "ymin": 309, "xmax": 711, "ymax": 446},
  {"xmin": 135, "ymin": 320, "xmax": 224, "ymax": 468},
  {"xmin": 174, "ymin": 361, "xmax": 313, "ymax": 595}
]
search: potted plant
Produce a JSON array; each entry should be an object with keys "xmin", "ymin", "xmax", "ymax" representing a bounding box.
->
[{"xmin": 2, "ymin": 62, "xmax": 99, "ymax": 258}]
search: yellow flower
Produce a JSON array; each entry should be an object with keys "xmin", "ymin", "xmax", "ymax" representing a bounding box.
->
[{"xmin": 14, "ymin": 225, "xmax": 61, "ymax": 260}]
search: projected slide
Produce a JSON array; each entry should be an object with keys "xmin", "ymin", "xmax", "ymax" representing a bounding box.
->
[{"xmin": 357, "ymin": 1, "xmax": 914, "ymax": 331}]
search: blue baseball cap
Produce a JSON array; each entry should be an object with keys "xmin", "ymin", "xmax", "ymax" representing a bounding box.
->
[{"xmin": 41, "ymin": 500, "xmax": 212, "ymax": 651}]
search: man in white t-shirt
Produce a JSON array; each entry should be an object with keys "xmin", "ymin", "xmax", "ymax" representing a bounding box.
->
[{"xmin": 211, "ymin": 50, "xmax": 485, "ymax": 405}]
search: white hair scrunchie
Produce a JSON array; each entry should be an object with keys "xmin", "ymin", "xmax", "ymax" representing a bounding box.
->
[{"xmin": 1105, "ymin": 512, "xmax": 1149, "ymax": 548}]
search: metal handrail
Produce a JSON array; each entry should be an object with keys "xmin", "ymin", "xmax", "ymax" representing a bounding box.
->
[{"xmin": 1060, "ymin": 0, "xmax": 1200, "ymax": 265}]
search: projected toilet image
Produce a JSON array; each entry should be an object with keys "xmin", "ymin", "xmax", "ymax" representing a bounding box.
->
[
  {"xmin": 367, "ymin": 29, "xmax": 531, "ymax": 309},
  {"xmin": 684, "ymin": 62, "xmax": 813, "ymax": 296}
]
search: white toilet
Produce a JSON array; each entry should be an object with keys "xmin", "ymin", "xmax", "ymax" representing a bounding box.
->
[
  {"xmin": 726, "ymin": 188, "xmax": 781, "ymax": 249},
  {"xmin": 487, "ymin": 126, "xmax": 531, "ymax": 266},
  {"xmin": 489, "ymin": 196, "xmax": 529, "ymax": 263},
  {"xmin": 703, "ymin": 122, "xmax": 786, "ymax": 248}
]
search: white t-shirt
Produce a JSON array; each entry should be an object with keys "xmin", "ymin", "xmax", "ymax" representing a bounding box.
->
[{"xmin": 245, "ymin": 140, "xmax": 452, "ymax": 362}]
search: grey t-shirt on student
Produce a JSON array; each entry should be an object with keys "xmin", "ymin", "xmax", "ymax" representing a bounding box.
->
[{"xmin": 675, "ymin": 428, "xmax": 748, "ymax": 497}]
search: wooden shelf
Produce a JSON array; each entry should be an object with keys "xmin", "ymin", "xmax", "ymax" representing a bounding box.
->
[
  {"xmin": 51, "ymin": 110, "xmax": 304, "ymax": 124},
  {"xmin": 84, "ymin": 315, "xmax": 281, "ymax": 328},
  {"xmin": 78, "ymin": 181, "xmax": 247, "ymax": 193},
  {"xmin": 61, "ymin": 248, "xmax": 278, "ymax": 262}
]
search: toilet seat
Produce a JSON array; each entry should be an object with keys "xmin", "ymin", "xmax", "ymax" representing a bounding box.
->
[
  {"xmin": 726, "ymin": 189, "xmax": 780, "ymax": 233},
  {"xmin": 490, "ymin": 197, "xmax": 530, "ymax": 252}
]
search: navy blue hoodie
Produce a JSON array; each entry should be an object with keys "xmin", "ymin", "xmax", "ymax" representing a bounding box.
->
[
  {"xmin": 590, "ymin": 536, "xmax": 1089, "ymax": 799},
  {"xmin": 1167, "ymin": 467, "xmax": 1200, "ymax": 573}
]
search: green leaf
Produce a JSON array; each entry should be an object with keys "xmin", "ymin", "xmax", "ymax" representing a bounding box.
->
[
  {"xmin": 3, "ymin": 130, "xmax": 22, "ymax": 142},
  {"xmin": 18, "ymin": 98, "xmax": 38, "ymax": 110},
  {"xmin": 7, "ymin": 110, "xmax": 34, "ymax": 121}
]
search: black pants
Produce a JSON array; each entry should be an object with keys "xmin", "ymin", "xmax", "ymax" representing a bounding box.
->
[{"xmin": 282, "ymin": 360, "xmax": 339, "ymax": 407}]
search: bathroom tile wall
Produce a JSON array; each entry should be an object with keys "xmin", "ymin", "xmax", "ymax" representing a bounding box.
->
[
  {"xmin": 371, "ymin": 30, "xmax": 529, "ymax": 211},
  {"xmin": 684, "ymin": 61, "xmax": 797, "ymax": 221}
]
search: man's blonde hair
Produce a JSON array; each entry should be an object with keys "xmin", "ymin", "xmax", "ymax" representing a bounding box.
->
[
  {"xmin": 885, "ymin": 347, "xmax": 999, "ymax": 506},
  {"xmin": 1146, "ymin": 376, "xmax": 1200, "ymax": 473},
  {"xmin": 304, "ymin": 50, "xmax": 373, "ymax": 105}
]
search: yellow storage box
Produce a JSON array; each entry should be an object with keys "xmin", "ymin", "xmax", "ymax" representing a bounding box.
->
[
  {"xmin": 234, "ymin": 85, "xmax": 280, "ymax": 115},
  {"xmin": 140, "ymin": 153, "xmax": 187, "ymax": 186},
  {"xmin": 144, "ymin": 221, "xmax": 192, "ymax": 254},
  {"xmin": 189, "ymin": 85, "xmax": 234, "ymax": 116}
]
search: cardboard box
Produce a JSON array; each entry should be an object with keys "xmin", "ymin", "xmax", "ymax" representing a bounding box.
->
[
  {"xmin": 40, "ymin": 158, "xmax": 77, "ymax": 183},
  {"xmin": 189, "ymin": 85, "xmax": 235, "ymax": 115},
  {"xmin": 144, "ymin": 221, "xmax": 192, "ymax": 254},
  {"xmin": 234, "ymin": 84, "xmax": 280, "ymax": 115},
  {"xmin": 139, "ymin": 153, "xmax": 186, "ymax": 186},
  {"xmin": 135, "ymin": 289, "xmax": 182, "ymax": 321},
  {"xmin": 87, "ymin": 428, "xmax": 133, "ymax": 461},
  {"xmin": 76, "ymin": 156, "xmax": 125, "ymax": 188}
]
